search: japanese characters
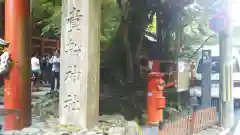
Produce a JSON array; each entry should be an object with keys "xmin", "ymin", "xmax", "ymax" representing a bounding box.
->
[
  {"xmin": 66, "ymin": 6, "xmax": 83, "ymax": 32},
  {"xmin": 62, "ymin": 5, "xmax": 84, "ymax": 113},
  {"xmin": 64, "ymin": 94, "xmax": 80, "ymax": 112},
  {"xmin": 64, "ymin": 37, "xmax": 83, "ymax": 56},
  {"xmin": 64, "ymin": 65, "xmax": 81, "ymax": 83}
]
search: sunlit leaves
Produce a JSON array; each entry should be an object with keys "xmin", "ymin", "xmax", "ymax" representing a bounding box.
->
[
  {"xmin": 101, "ymin": 0, "xmax": 121, "ymax": 49},
  {"xmin": 32, "ymin": 0, "xmax": 121, "ymax": 49}
]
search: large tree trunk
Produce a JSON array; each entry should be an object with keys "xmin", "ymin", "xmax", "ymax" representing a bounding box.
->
[{"xmin": 103, "ymin": 0, "xmax": 150, "ymax": 87}]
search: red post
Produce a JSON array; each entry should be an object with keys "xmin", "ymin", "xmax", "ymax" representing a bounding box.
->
[
  {"xmin": 147, "ymin": 72, "xmax": 166, "ymax": 124},
  {"xmin": 4, "ymin": 0, "xmax": 31, "ymax": 130}
]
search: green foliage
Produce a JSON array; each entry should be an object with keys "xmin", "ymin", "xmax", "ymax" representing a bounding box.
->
[
  {"xmin": 32, "ymin": 0, "xmax": 61, "ymax": 36},
  {"xmin": 182, "ymin": 2, "xmax": 217, "ymax": 46},
  {"xmin": 32, "ymin": 0, "xmax": 121, "ymax": 49},
  {"xmin": 101, "ymin": 0, "xmax": 121, "ymax": 49}
]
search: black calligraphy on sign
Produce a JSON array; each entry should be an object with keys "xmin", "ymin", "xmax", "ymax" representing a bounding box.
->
[
  {"xmin": 65, "ymin": 37, "xmax": 83, "ymax": 56},
  {"xmin": 64, "ymin": 94, "xmax": 80, "ymax": 112},
  {"xmin": 66, "ymin": 6, "xmax": 83, "ymax": 32},
  {"xmin": 64, "ymin": 65, "xmax": 81, "ymax": 83}
]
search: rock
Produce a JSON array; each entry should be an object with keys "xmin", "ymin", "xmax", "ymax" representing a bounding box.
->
[
  {"xmin": 108, "ymin": 126, "xmax": 125, "ymax": 135},
  {"xmin": 21, "ymin": 127, "xmax": 44, "ymax": 135},
  {"xmin": 97, "ymin": 115, "xmax": 127, "ymax": 135},
  {"xmin": 59, "ymin": 133, "xmax": 71, "ymax": 135},
  {"xmin": 46, "ymin": 117, "xmax": 59, "ymax": 128},
  {"xmin": 3, "ymin": 130, "xmax": 21, "ymax": 135},
  {"xmin": 125, "ymin": 121, "xmax": 143, "ymax": 135},
  {"xmin": 98, "ymin": 114, "xmax": 126, "ymax": 127},
  {"xmin": 31, "ymin": 122, "xmax": 48, "ymax": 129},
  {"xmin": 85, "ymin": 131, "xmax": 100, "ymax": 135},
  {"xmin": 2, "ymin": 115, "xmax": 144, "ymax": 135},
  {"xmin": 41, "ymin": 128, "xmax": 57, "ymax": 135},
  {"xmin": 99, "ymin": 115, "xmax": 125, "ymax": 122},
  {"xmin": 55, "ymin": 131, "xmax": 71, "ymax": 135}
]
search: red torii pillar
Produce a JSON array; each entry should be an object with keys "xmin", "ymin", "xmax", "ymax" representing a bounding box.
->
[{"xmin": 4, "ymin": 0, "xmax": 31, "ymax": 130}]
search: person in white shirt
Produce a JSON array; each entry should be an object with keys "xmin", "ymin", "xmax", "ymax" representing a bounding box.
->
[
  {"xmin": 31, "ymin": 52, "xmax": 41, "ymax": 91},
  {"xmin": 49, "ymin": 50, "xmax": 60, "ymax": 91}
]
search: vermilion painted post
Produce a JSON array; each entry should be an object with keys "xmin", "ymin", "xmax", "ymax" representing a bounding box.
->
[
  {"xmin": 4, "ymin": 0, "xmax": 31, "ymax": 130},
  {"xmin": 147, "ymin": 72, "xmax": 165, "ymax": 124}
]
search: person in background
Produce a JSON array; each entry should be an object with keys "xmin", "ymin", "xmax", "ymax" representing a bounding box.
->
[
  {"xmin": 45, "ymin": 52, "xmax": 53, "ymax": 85},
  {"xmin": 40, "ymin": 55, "xmax": 46, "ymax": 84},
  {"xmin": 49, "ymin": 50, "xmax": 60, "ymax": 91},
  {"xmin": 31, "ymin": 51, "xmax": 41, "ymax": 91}
]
